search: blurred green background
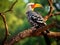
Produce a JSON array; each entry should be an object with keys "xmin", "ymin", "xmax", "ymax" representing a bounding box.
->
[{"xmin": 0, "ymin": 0, "xmax": 60, "ymax": 45}]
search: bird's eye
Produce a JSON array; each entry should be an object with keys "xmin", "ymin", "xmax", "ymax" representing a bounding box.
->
[
  {"xmin": 31, "ymin": 5, "xmax": 33, "ymax": 8},
  {"xmin": 31, "ymin": 4, "xmax": 35, "ymax": 8}
]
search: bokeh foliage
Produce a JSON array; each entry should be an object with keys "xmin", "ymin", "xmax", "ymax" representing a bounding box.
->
[{"xmin": 0, "ymin": 0, "xmax": 60, "ymax": 45}]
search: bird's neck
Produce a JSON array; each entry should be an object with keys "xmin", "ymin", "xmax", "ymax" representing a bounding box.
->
[{"xmin": 26, "ymin": 6, "xmax": 34, "ymax": 12}]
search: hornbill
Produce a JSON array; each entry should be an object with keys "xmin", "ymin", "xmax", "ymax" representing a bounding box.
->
[{"xmin": 26, "ymin": 3, "xmax": 51, "ymax": 45}]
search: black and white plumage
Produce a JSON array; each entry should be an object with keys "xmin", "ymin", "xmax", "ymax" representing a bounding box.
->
[
  {"xmin": 26, "ymin": 3, "xmax": 51, "ymax": 45},
  {"xmin": 26, "ymin": 11, "xmax": 46, "ymax": 27},
  {"xmin": 26, "ymin": 11, "xmax": 49, "ymax": 33}
]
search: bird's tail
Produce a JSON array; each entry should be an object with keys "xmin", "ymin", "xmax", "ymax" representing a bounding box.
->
[
  {"xmin": 35, "ymin": 26, "xmax": 51, "ymax": 45},
  {"xmin": 42, "ymin": 30, "xmax": 51, "ymax": 45}
]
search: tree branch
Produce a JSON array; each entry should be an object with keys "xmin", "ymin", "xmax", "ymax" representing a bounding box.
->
[
  {"xmin": 0, "ymin": 0, "xmax": 18, "ymax": 45},
  {"xmin": 54, "ymin": 12, "xmax": 60, "ymax": 15},
  {"xmin": 0, "ymin": 13, "xmax": 9, "ymax": 45},
  {"xmin": 4, "ymin": 0, "xmax": 18, "ymax": 13},
  {"xmin": 44, "ymin": 0, "xmax": 54, "ymax": 21},
  {"xmin": 4, "ymin": 22, "xmax": 59, "ymax": 45},
  {"xmin": 47, "ymin": 31, "xmax": 60, "ymax": 38},
  {"xmin": 43, "ymin": 0, "xmax": 60, "ymax": 22}
]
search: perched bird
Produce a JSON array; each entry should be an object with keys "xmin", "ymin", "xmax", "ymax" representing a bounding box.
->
[{"xmin": 26, "ymin": 3, "xmax": 51, "ymax": 45}]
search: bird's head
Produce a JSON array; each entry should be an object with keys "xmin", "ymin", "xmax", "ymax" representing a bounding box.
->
[{"xmin": 26, "ymin": 3, "xmax": 43, "ymax": 12}]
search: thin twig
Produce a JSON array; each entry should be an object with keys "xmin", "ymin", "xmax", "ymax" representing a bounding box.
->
[
  {"xmin": 0, "ymin": 0, "xmax": 18, "ymax": 45},
  {"xmin": 44, "ymin": 0, "xmax": 54, "ymax": 21},
  {"xmin": 0, "ymin": 13, "xmax": 9, "ymax": 45},
  {"xmin": 54, "ymin": 12, "xmax": 60, "ymax": 15},
  {"xmin": 48, "ymin": 0, "xmax": 53, "ymax": 14},
  {"xmin": 4, "ymin": 0, "xmax": 18, "ymax": 13}
]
